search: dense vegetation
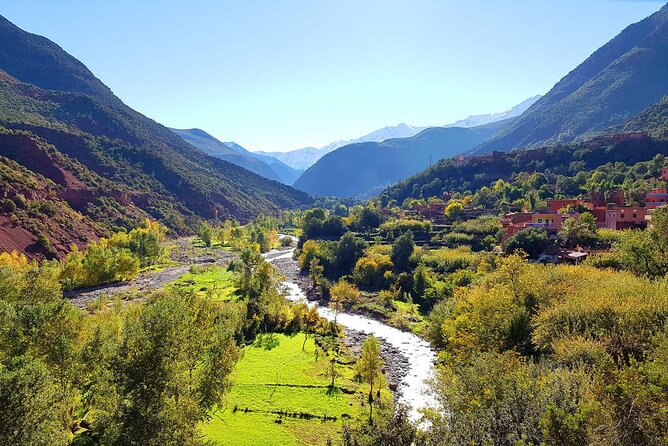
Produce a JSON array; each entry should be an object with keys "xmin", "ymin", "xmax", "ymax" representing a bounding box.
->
[
  {"xmin": 1, "ymin": 217, "xmax": 394, "ymax": 445},
  {"xmin": 294, "ymin": 204, "xmax": 668, "ymax": 446},
  {"xmin": 472, "ymin": 3, "xmax": 668, "ymax": 153}
]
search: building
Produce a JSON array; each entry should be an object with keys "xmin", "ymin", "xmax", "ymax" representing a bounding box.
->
[{"xmin": 646, "ymin": 187, "xmax": 668, "ymax": 208}]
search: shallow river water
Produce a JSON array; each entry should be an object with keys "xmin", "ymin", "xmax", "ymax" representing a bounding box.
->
[{"xmin": 264, "ymin": 241, "xmax": 438, "ymax": 420}]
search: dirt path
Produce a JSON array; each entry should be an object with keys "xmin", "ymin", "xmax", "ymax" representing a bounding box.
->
[{"xmin": 65, "ymin": 237, "xmax": 237, "ymax": 308}]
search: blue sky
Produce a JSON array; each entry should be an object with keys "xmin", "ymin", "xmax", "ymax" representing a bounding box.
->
[{"xmin": 0, "ymin": 1, "xmax": 664, "ymax": 151}]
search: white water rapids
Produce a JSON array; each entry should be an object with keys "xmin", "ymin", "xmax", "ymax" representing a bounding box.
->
[{"xmin": 264, "ymin": 240, "xmax": 438, "ymax": 421}]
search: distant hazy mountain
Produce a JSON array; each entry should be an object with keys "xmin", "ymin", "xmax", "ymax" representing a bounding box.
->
[
  {"xmin": 256, "ymin": 123, "xmax": 427, "ymax": 171},
  {"xmin": 257, "ymin": 146, "xmax": 323, "ymax": 172},
  {"xmin": 445, "ymin": 95, "xmax": 541, "ymax": 128},
  {"xmin": 171, "ymin": 128, "xmax": 283, "ymax": 182},
  {"xmin": 293, "ymin": 119, "xmax": 512, "ymax": 198},
  {"xmin": 472, "ymin": 3, "xmax": 668, "ymax": 154},
  {"xmin": 225, "ymin": 141, "xmax": 303, "ymax": 185},
  {"xmin": 257, "ymin": 98, "xmax": 539, "ymax": 171}
]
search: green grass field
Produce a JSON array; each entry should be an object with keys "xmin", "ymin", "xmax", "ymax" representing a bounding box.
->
[
  {"xmin": 168, "ymin": 265, "xmax": 237, "ymax": 301},
  {"xmin": 201, "ymin": 333, "xmax": 388, "ymax": 446}
]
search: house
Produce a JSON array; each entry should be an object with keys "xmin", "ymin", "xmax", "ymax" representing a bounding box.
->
[{"xmin": 646, "ymin": 187, "xmax": 668, "ymax": 207}]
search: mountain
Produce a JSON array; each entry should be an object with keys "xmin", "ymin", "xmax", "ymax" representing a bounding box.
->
[
  {"xmin": 256, "ymin": 123, "xmax": 427, "ymax": 171},
  {"xmin": 445, "ymin": 95, "xmax": 541, "ymax": 128},
  {"xmin": 170, "ymin": 128, "xmax": 284, "ymax": 183},
  {"xmin": 0, "ymin": 15, "xmax": 311, "ymax": 256},
  {"xmin": 472, "ymin": 3, "xmax": 668, "ymax": 154},
  {"xmin": 256, "ymin": 146, "xmax": 326, "ymax": 171},
  {"xmin": 257, "ymin": 98, "xmax": 542, "ymax": 171},
  {"xmin": 224, "ymin": 141, "xmax": 303, "ymax": 185},
  {"xmin": 293, "ymin": 119, "xmax": 511, "ymax": 198}
]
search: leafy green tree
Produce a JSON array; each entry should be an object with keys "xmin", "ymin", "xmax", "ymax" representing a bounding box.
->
[
  {"xmin": 110, "ymin": 293, "xmax": 240, "ymax": 446},
  {"xmin": 198, "ymin": 222, "xmax": 214, "ymax": 247},
  {"xmin": 558, "ymin": 213, "xmax": 597, "ymax": 248},
  {"xmin": 355, "ymin": 335, "xmax": 384, "ymax": 425},
  {"xmin": 391, "ymin": 231, "xmax": 415, "ymax": 272},
  {"xmin": 0, "ymin": 356, "xmax": 69, "ymax": 446},
  {"xmin": 504, "ymin": 228, "xmax": 550, "ymax": 259},
  {"xmin": 333, "ymin": 232, "xmax": 367, "ymax": 275}
]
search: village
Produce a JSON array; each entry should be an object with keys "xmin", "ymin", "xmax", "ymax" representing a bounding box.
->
[{"xmin": 391, "ymin": 166, "xmax": 668, "ymax": 263}]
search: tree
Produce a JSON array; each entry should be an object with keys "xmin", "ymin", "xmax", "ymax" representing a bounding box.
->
[
  {"xmin": 445, "ymin": 201, "xmax": 465, "ymax": 220},
  {"xmin": 391, "ymin": 231, "xmax": 415, "ymax": 272},
  {"xmin": 309, "ymin": 257, "xmax": 324, "ymax": 292},
  {"xmin": 333, "ymin": 232, "xmax": 367, "ymax": 275},
  {"xmin": 198, "ymin": 222, "xmax": 214, "ymax": 247},
  {"xmin": 0, "ymin": 356, "xmax": 69, "ymax": 446},
  {"xmin": 330, "ymin": 280, "xmax": 359, "ymax": 323},
  {"xmin": 111, "ymin": 293, "xmax": 240, "ymax": 446},
  {"xmin": 504, "ymin": 228, "xmax": 550, "ymax": 259},
  {"xmin": 355, "ymin": 335, "xmax": 384, "ymax": 425},
  {"xmin": 301, "ymin": 306, "xmax": 320, "ymax": 351},
  {"xmin": 558, "ymin": 213, "xmax": 597, "ymax": 248}
]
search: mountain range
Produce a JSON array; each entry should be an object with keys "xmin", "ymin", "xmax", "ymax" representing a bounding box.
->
[
  {"xmin": 445, "ymin": 95, "xmax": 541, "ymax": 128},
  {"xmin": 255, "ymin": 96, "xmax": 541, "ymax": 172},
  {"xmin": 169, "ymin": 128, "xmax": 302, "ymax": 185},
  {"xmin": 0, "ymin": 14, "xmax": 311, "ymax": 257},
  {"xmin": 293, "ymin": 119, "xmax": 511, "ymax": 198}
]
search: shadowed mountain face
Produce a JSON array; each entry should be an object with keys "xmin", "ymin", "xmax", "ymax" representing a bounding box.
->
[
  {"xmin": 0, "ymin": 14, "xmax": 311, "ymax": 244},
  {"xmin": 293, "ymin": 120, "xmax": 511, "ymax": 198},
  {"xmin": 472, "ymin": 3, "xmax": 668, "ymax": 154}
]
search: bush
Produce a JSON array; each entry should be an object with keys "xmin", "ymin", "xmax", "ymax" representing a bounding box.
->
[
  {"xmin": 0, "ymin": 198, "xmax": 16, "ymax": 213},
  {"xmin": 36, "ymin": 201, "xmax": 57, "ymax": 217}
]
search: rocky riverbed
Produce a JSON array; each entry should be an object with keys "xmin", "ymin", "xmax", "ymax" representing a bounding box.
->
[{"xmin": 265, "ymin": 242, "xmax": 437, "ymax": 420}]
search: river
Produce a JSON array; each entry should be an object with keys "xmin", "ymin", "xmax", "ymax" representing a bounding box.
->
[{"xmin": 264, "ymin": 239, "xmax": 438, "ymax": 421}]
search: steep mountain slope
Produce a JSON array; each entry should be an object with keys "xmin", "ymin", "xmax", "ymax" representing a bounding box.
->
[
  {"xmin": 293, "ymin": 120, "xmax": 511, "ymax": 198},
  {"xmin": 381, "ymin": 135, "xmax": 668, "ymax": 205},
  {"xmin": 0, "ymin": 15, "xmax": 311, "ymax": 249},
  {"xmin": 224, "ymin": 141, "xmax": 303, "ymax": 185},
  {"xmin": 445, "ymin": 95, "xmax": 541, "ymax": 128},
  {"xmin": 620, "ymin": 95, "xmax": 668, "ymax": 135},
  {"xmin": 170, "ymin": 128, "xmax": 282, "ymax": 182},
  {"xmin": 472, "ymin": 3, "xmax": 668, "ymax": 154}
]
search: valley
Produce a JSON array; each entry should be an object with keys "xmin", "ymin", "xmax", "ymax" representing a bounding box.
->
[{"xmin": 1, "ymin": 3, "xmax": 668, "ymax": 446}]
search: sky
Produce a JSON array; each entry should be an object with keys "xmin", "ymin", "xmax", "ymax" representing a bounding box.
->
[{"xmin": 0, "ymin": 1, "xmax": 665, "ymax": 152}]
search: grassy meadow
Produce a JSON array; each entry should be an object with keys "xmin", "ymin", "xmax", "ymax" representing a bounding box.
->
[{"xmin": 201, "ymin": 333, "xmax": 389, "ymax": 446}]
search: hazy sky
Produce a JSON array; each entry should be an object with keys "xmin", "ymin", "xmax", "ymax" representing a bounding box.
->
[{"xmin": 0, "ymin": 1, "xmax": 664, "ymax": 151}]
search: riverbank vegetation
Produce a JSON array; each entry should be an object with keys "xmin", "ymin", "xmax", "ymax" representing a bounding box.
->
[{"xmin": 293, "ymin": 198, "xmax": 668, "ymax": 445}]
